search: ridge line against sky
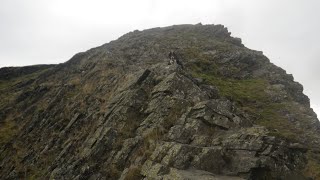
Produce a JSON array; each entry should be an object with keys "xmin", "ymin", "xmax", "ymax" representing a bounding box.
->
[{"xmin": 0, "ymin": 0, "xmax": 319, "ymax": 117}]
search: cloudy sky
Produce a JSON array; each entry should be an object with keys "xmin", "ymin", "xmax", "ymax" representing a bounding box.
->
[{"xmin": 0, "ymin": 0, "xmax": 319, "ymax": 116}]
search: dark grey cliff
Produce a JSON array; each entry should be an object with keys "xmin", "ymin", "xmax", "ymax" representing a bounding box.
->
[{"xmin": 0, "ymin": 24, "xmax": 319, "ymax": 180}]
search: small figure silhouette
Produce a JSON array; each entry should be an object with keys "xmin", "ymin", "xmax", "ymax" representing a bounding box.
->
[{"xmin": 168, "ymin": 51, "xmax": 177, "ymax": 65}]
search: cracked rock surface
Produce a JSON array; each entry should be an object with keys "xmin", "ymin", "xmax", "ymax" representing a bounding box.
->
[{"xmin": 0, "ymin": 24, "xmax": 319, "ymax": 179}]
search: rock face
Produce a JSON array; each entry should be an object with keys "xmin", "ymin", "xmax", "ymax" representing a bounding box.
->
[{"xmin": 0, "ymin": 24, "xmax": 320, "ymax": 179}]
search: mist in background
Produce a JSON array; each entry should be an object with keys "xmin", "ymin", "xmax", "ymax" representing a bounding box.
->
[{"xmin": 0, "ymin": 0, "xmax": 319, "ymax": 116}]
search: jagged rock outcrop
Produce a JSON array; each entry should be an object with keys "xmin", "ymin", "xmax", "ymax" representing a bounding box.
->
[{"xmin": 0, "ymin": 24, "xmax": 319, "ymax": 179}]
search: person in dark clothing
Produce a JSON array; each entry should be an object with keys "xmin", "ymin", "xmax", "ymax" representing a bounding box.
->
[
  {"xmin": 168, "ymin": 51, "xmax": 183, "ymax": 67},
  {"xmin": 168, "ymin": 51, "xmax": 177, "ymax": 65},
  {"xmin": 168, "ymin": 51, "xmax": 174, "ymax": 59},
  {"xmin": 175, "ymin": 57, "xmax": 182, "ymax": 66}
]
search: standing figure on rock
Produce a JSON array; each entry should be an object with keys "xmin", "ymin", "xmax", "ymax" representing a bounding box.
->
[
  {"xmin": 168, "ymin": 51, "xmax": 177, "ymax": 65},
  {"xmin": 168, "ymin": 51, "xmax": 183, "ymax": 67}
]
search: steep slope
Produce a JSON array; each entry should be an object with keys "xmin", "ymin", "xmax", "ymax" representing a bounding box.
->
[{"xmin": 0, "ymin": 24, "xmax": 319, "ymax": 179}]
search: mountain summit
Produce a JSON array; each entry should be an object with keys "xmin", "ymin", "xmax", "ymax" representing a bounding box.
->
[{"xmin": 0, "ymin": 24, "xmax": 319, "ymax": 179}]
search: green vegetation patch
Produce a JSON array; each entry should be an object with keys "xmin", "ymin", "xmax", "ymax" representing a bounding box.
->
[
  {"xmin": 188, "ymin": 58, "xmax": 306, "ymax": 142},
  {"xmin": 0, "ymin": 68, "xmax": 51, "ymax": 109},
  {"xmin": 303, "ymin": 152, "xmax": 320, "ymax": 179},
  {"xmin": 197, "ymin": 72, "xmax": 268, "ymax": 103},
  {"xmin": 189, "ymin": 58, "xmax": 269, "ymax": 104},
  {"xmin": 0, "ymin": 68, "xmax": 48, "ymax": 91},
  {"xmin": 258, "ymin": 103, "xmax": 304, "ymax": 141},
  {"xmin": 0, "ymin": 120, "xmax": 17, "ymax": 147}
]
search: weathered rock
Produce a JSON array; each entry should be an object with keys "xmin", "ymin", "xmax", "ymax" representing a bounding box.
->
[{"xmin": 0, "ymin": 24, "xmax": 319, "ymax": 180}]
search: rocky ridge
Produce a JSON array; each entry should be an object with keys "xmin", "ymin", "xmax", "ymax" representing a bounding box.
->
[{"xmin": 0, "ymin": 24, "xmax": 319, "ymax": 179}]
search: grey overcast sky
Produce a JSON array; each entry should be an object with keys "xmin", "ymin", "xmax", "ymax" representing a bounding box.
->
[{"xmin": 0, "ymin": 0, "xmax": 319, "ymax": 116}]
